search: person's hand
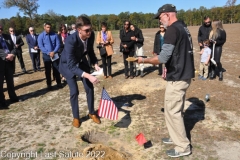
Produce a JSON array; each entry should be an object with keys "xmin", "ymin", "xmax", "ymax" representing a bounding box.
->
[
  {"xmin": 199, "ymin": 43, "xmax": 202, "ymax": 46},
  {"xmin": 136, "ymin": 38, "xmax": 138, "ymax": 41},
  {"xmin": 34, "ymin": 46, "xmax": 38, "ymax": 50},
  {"xmin": 6, "ymin": 54, "xmax": 14, "ymax": 61},
  {"xmin": 15, "ymin": 44, "xmax": 19, "ymax": 48},
  {"xmin": 105, "ymin": 41, "xmax": 109, "ymax": 44},
  {"xmin": 205, "ymin": 61, "xmax": 209, "ymax": 65},
  {"xmin": 123, "ymin": 44, "xmax": 127, "ymax": 48},
  {"xmin": 49, "ymin": 52, "xmax": 54, "ymax": 58},
  {"xmin": 94, "ymin": 64, "xmax": 101, "ymax": 71},
  {"xmin": 83, "ymin": 73, "xmax": 100, "ymax": 85},
  {"xmin": 137, "ymin": 57, "xmax": 143, "ymax": 63},
  {"xmin": 153, "ymin": 53, "xmax": 157, "ymax": 56},
  {"xmin": 131, "ymin": 36, "xmax": 136, "ymax": 41}
]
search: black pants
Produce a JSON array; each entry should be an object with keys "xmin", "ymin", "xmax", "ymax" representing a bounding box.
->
[
  {"xmin": 101, "ymin": 55, "xmax": 112, "ymax": 76},
  {"xmin": 210, "ymin": 46, "xmax": 223, "ymax": 74},
  {"xmin": 30, "ymin": 52, "xmax": 40, "ymax": 70},
  {"xmin": 16, "ymin": 51, "xmax": 25, "ymax": 70},
  {"xmin": 0, "ymin": 60, "xmax": 18, "ymax": 104},
  {"xmin": 43, "ymin": 60, "xmax": 61, "ymax": 85},
  {"xmin": 123, "ymin": 51, "xmax": 134, "ymax": 76},
  {"xmin": 67, "ymin": 76, "xmax": 95, "ymax": 119}
]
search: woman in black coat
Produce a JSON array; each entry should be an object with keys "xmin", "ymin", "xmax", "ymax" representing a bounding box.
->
[{"xmin": 209, "ymin": 20, "xmax": 226, "ymax": 81}]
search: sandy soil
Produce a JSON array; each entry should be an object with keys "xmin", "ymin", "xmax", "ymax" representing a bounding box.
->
[{"xmin": 0, "ymin": 23, "xmax": 240, "ymax": 160}]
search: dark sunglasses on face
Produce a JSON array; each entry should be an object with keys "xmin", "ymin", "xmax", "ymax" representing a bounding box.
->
[
  {"xmin": 30, "ymin": 30, "xmax": 34, "ymax": 32},
  {"xmin": 160, "ymin": 27, "xmax": 164, "ymax": 29},
  {"xmin": 124, "ymin": 23, "xmax": 129, "ymax": 26},
  {"xmin": 61, "ymin": 28, "xmax": 66, "ymax": 30},
  {"xmin": 10, "ymin": 30, "xmax": 14, "ymax": 32},
  {"xmin": 82, "ymin": 28, "xmax": 92, "ymax": 33}
]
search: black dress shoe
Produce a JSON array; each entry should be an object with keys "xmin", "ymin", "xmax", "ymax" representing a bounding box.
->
[
  {"xmin": 57, "ymin": 84, "xmax": 63, "ymax": 88},
  {"xmin": 22, "ymin": 68, "xmax": 27, "ymax": 73},
  {"xmin": 0, "ymin": 102, "xmax": 7, "ymax": 108},
  {"xmin": 37, "ymin": 69, "xmax": 42, "ymax": 72},
  {"xmin": 10, "ymin": 98, "xmax": 23, "ymax": 103},
  {"xmin": 47, "ymin": 85, "xmax": 52, "ymax": 91}
]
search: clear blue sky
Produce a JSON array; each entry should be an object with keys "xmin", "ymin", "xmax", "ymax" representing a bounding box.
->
[{"xmin": 0, "ymin": 0, "xmax": 239, "ymax": 19}]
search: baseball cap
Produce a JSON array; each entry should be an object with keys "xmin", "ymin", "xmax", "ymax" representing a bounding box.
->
[{"xmin": 154, "ymin": 4, "xmax": 177, "ymax": 19}]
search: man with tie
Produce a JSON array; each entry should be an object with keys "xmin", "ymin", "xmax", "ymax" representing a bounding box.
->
[
  {"xmin": 9, "ymin": 27, "xmax": 26, "ymax": 73},
  {"xmin": 26, "ymin": 27, "xmax": 41, "ymax": 72},
  {"xmin": 38, "ymin": 22, "xmax": 62, "ymax": 90},
  {"xmin": 59, "ymin": 15, "xmax": 101, "ymax": 128},
  {"xmin": 0, "ymin": 25, "xmax": 23, "ymax": 108}
]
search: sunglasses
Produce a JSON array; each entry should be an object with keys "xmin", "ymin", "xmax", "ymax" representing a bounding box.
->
[
  {"xmin": 61, "ymin": 28, "xmax": 66, "ymax": 30},
  {"xmin": 82, "ymin": 28, "xmax": 92, "ymax": 33},
  {"xmin": 160, "ymin": 27, "xmax": 164, "ymax": 28},
  {"xmin": 30, "ymin": 30, "xmax": 34, "ymax": 32},
  {"xmin": 124, "ymin": 23, "xmax": 129, "ymax": 26},
  {"xmin": 10, "ymin": 30, "xmax": 14, "ymax": 32}
]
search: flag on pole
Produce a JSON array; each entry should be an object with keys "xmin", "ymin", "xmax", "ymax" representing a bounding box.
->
[{"xmin": 98, "ymin": 88, "xmax": 118, "ymax": 120}]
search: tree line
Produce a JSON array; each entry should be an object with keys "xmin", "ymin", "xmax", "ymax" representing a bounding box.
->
[{"xmin": 0, "ymin": 1, "xmax": 240, "ymax": 35}]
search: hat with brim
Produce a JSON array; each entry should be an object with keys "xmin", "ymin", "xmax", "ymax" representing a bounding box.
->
[{"xmin": 153, "ymin": 4, "xmax": 177, "ymax": 19}]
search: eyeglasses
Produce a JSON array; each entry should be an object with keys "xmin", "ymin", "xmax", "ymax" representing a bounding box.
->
[
  {"xmin": 124, "ymin": 23, "xmax": 129, "ymax": 26},
  {"xmin": 61, "ymin": 28, "xmax": 66, "ymax": 30},
  {"xmin": 10, "ymin": 30, "xmax": 14, "ymax": 32},
  {"xmin": 30, "ymin": 30, "xmax": 34, "ymax": 32},
  {"xmin": 159, "ymin": 13, "xmax": 167, "ymax": 21},
  {"xmin": 82, "ymin": 28, "xmax": 92, "ymax": 33},
  {"xmin": 160, "ymin": 27, "xmax": 164, "ymax": 29}
]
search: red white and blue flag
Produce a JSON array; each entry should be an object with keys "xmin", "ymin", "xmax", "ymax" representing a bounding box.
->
[{"xmin": 98, "ymin": 88, "xmax": 118, "ymax": 120}]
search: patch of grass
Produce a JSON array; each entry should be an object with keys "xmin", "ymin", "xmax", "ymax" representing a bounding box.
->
[{"xmin": 37, "ymin": 147, "xmax": 45, "ymax": 154}]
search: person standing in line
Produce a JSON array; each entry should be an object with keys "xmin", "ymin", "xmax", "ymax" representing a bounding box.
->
[
  {"xmin": 120, "ymin": 20, "xmax": 135, "ymax": 79},
  {"xmin": 96, "ymin": 22, "xmax": 114, "ymax": 79},
  {"xmin": 198, "ymin": 39, "xmax": 211, "ymax": 80},
  {"xmin": 59, "ymin": 15, "xmax": 101, "ymax": 128},
  {"xmin": 209, "ymin": 20, "xmax": 226, "ymax": 81},
  {"xmin": 57, "ymin": 24, "xmax": 70, "ymax": 83},
  {"xmin": 197, "ymin": 16, "xmax": 212, "ymax": 51},
  {"xmin": 26, "ymin": 27, "xmax": 41, "ymax": 72},
  {"xmin": 0, "ymin": 25, "xmax": 23, "ymax": 108},
  {"xmin": 9, "ymin": 27, "xmax": 26, "ymax": 73},
  {"xmin": 130, "ymin": 24, "xmax": 145, "ymax": 77},
  {"xmin": 38, "ymin": 22, "xmax": 62, "ymax": 90},
  {"xmin": 69, "ymin": 24, "xmax": 76, "ymax": 34},
  {"xmin": 136, "ymin": 4, "xmax": 194, "ymax": 157},
  {"xmin": 153, "ymin": 23, "xmax": 166, "ymax": 76}
]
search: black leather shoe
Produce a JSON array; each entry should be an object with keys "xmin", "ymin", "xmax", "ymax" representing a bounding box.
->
[
  {"xmin": 47, "ymin": 85, "xmax": 52, "ymax": 91},
  {"xmin": 11, "ymin": 98, "xmax": 23, "ymax": 103},
  {"xmin": 22, "ymin": 68, "xmax": 27, "ymax": 73},
  {"xmin": 57, "ymin": 84, "xmax": 63, "ymax": 88}
]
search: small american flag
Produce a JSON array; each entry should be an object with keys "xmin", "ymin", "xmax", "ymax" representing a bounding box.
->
[{"xmin": 98, "ymin": 88, "xmax": 118, "ymax": 120}]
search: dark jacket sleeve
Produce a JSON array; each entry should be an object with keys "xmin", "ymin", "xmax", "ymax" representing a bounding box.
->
[
  {"xmin": 216, "ymin": 30, "xmax": 226, "ymax": 46},
  {"xmin": 120, "ymin": 30, "xmax": 131, "ymax": 42},
  {"xmin": 137, "ymin": 30, "xmax": 144, "ymax": 43},
  {"xmin": 17, "ymin": 36, "xmax": 24, "ymax": 47},
  {"xmin": 0, "ymin": 50, "xmax": 7, "ymax": 60},
  {"xmin": 197, "ymin": 26, "xmax": 202, "ymax": 43}
]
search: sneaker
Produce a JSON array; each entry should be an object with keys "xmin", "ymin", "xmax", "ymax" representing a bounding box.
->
[
  {"xmin": 198, "ymin": 75, "xmax": 203, "ymax": 79},
  {"xmin": 166, "ymin": 149, "xmax": 191, "ymax": 158},
  {"xmin": 162, "ymin": 138, "xmax": 174, "ymax": 144}
]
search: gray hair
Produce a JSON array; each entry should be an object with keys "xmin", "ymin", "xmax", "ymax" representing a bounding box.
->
[{"xmin": 29, "ymin": 27, "xmax": 34, "ymax": 31}]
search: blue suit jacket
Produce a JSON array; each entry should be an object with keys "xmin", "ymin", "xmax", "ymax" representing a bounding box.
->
[
  {"xmin": 26, "ymin": 34, "xmax": 40, "ymax": 54},
  {"xmin": 59, "ymin": 31, "xmax": 97, "ymax": 79}
]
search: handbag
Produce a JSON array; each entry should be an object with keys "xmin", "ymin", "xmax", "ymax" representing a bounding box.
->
[{"xmin": 100, "ymin": 46, "xmax": 107, "ymax": 56}]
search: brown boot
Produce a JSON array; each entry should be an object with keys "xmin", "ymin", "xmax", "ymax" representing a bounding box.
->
[
  {"xmin": 72, "ymin": 118, "xmax": 81, "ymax": 128},
  {"xmin": 89, "ymin": 114, "xmax": 101, "ymax": 124}
]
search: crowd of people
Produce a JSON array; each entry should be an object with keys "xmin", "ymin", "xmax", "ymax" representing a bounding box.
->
[{"xmin": 0, "ymin": 3, "xmax": 228, "ymax": 158}]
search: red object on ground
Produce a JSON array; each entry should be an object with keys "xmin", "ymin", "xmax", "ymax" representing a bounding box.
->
[{"xmin": 135, "ymin": 133, "xmax": 147, "ymax": 145}]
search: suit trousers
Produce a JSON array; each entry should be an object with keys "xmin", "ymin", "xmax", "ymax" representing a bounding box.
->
[
  {"xmin": 15, "ymin": 50, "xmax": 25, "ymax": 69},
  {"xmin": 101, "ymin": 55, "xmax": 112, "ymax": 76},
  {"xmin": 164, "ymin": 79, "xmax": 191, "ymax": 153},
  {"xmin": 30, "ymin": 52, "xmax": 40, "ymax": 70},
  {"xmin": 66, "ymin": 77, "xmax": 95, "ymax": 119},
  {"xmin": 0, "ymin": 60, "xmax": 18, "ymax": 103},
  {"xmin": 123, "ymin": 51, "xmax": 134, "ymax": 76},
  {"xmin": 43, "ymin": 60, "xmax": 61, "ymax": 85}
]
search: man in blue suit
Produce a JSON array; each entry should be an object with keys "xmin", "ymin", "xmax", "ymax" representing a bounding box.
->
[
  {"xmin": 59, "ymin": 16, "xmax": 101, "ymax": 128},
  {"xmin": 38, "ymin": 22, "xmax": 62, "ymax": 90},
  {"xmin": 26, "ymin": 27, "xmax": 41, "ymax": 72}
]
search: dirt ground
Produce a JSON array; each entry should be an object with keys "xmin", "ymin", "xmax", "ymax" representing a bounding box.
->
[{"xmin": 0, "ymin": 23, "xmax": 240, "ymax": 160}]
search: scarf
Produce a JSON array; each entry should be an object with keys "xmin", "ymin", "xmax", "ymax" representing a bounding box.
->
[
  {"xmin": 61, "ymin": 33, "xmax": 68, "ymax": 44},
  {"xmin": 101, "ymin": 31, "xmax": 107, "ymax": 42}
]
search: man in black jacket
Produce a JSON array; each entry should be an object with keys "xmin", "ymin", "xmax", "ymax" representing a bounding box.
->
[
  {"xmin": 197, "ymin": 16, "xmax": 212, "ymax": 50},
  {"xmin": 120, "ymin": 20, "xmax": 135, "ymax": 79},
  {"xmin": 0, "ymin": 25, "xmax": 23, "ymax": 108},
  {"xmin": 9, "ymin": 27, "xmax": 26, "ymax": 73}
]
